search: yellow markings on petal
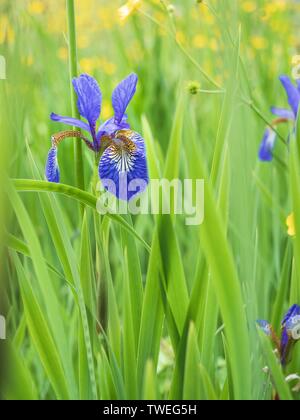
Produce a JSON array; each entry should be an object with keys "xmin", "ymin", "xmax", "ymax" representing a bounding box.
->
[
  {"xmin": 119, "ymin": 0, "xmax": 141, "ymax": 23},
  {"xmin": 287, "ymin": 213, "xmax": 296, "ymax": 237}
]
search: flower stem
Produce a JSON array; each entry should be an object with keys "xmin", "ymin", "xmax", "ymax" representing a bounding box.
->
[{"xmin": 66, "ymin": 0, "xmax": 85, "ymax": 191}]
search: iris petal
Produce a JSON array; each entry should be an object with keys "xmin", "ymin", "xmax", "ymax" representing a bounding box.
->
[
  {"xmin": 257, "ymin": 320, "xmax": 272, "ymax": 336},
  {"xmin": 270, "ymin": 107, "xmax": 294, "ymax": 120},
  {"xmin": 258, "ymin": 128, "xmax": 276, "ymax": 161},
  {"xmin": 99, "ymin": 130, "xmax": 148, "ymax": 201},
  {"xmin": 97, "ymin": 116, "xmax": 130, "ymax": 141},
  {"xmin": 72, "ymin": 74, "xmax": 102, "ymax": 127},
  {"xmin": 279, "ymin": 75, "xmax": 300, "ymax": 117},
  {"xmin": 282, "ymin": 304, "xmax": 300, "ymax": 326},
  {"xmin": 112, "ymin": 73, "xmax": 138, "ymax": 124},
  {"xmin": 50, "ymin": 113, "xmax": 91, "ymax": 132},
  {"xmin": 45, "ymin": 147, "xmax": 60, "ymax": 183}
]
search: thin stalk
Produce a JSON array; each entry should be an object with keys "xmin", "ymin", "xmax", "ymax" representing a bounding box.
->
[
  {"xmin": 66, "ymin": 0, "xmax": 85, "ymax": 191},
  {"xmin": 137, "ymin": 8, "xmax": 224, "ymax": 92}
]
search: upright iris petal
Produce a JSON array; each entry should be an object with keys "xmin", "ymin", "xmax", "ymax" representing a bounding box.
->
[
  {"xmin": 45, "ymin": 147, "xmax": 60, "ymax": 183},
  {"xmin": 112, "ymin": 73, "xmax": 138, "ymax": 124},
  {"xmin": 99, "ymin": 130, "xmax": 148, "ymax": 201},
  {"xmin": 72, "ymin": 74, "xmax": 102, "ymax": 129},
  {"xmin": 258, "ymin": 128, "xmax": 276, "ymax": 161},
  {"xmin": 279, "ymin": 75, "xmax": 300, "ymax": 118}
]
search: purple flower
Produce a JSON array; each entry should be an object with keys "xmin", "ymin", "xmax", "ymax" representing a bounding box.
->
[
  {"xmin": 258, "ymin": 75, "xmax": 299, "ymax": 162},
  {"xmin": 46, "ymin": 73, "xmax": 148, "ymax": 201},
  {"xmin": 256, "ymin": 320, "xmax": 272, "ymax": 336},
  {"xmin": 257, "ymin": 304, "xmax": 300, "ymax": 366}
]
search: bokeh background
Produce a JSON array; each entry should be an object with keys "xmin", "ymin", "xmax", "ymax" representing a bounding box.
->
[{"xmin": 1, "ymin": 0, "xmax": 300, "ymax": 400}]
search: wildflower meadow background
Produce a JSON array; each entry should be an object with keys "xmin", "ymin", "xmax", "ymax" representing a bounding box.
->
[{"xmin": 1, "ymin": 0, "xmax": 300, "ymax": 401}]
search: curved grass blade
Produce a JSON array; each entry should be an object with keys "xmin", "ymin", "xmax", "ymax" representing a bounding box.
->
[
  {"xmin": 12, "ymin": 179, "xmax": 150, "ymax": 253},
  {"xmin": 13, "ymin": 253, "xmax": 69, "ymax": 400}
]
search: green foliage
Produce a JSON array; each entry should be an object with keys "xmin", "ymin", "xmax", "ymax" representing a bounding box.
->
[{"xmin": 1, "ymin": 0, "xmax": 299, "ymax": 401}]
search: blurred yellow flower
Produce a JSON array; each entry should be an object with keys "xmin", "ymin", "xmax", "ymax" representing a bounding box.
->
[
  {"xmin": 192, "ymin": 34, "xmax": 207, "ymax": 49},
  {"xmin": 242, "ymin": 1, "xmax": 256, "ymax": 13},
  {"xmin": 58, "ymin": 47, "xmax": 68, "ymax": 61},
  {"xmin": 287, "ymin": 213, "xmax": 295, "ymax": 237},
  {"xmin": 78, "ymin": 34, "xmax": 89, "ymax": 50},
  {"xmin": 251, "ymin": 36, "xmax": 268, "ymax": 50},
  {"xmin": 209, "ymin": 39, "xmax": 218, "ymax": 52},
  {"xmin": 175, "ymin": 31, "xmax": 186, "ymax": 45},
  {"xmin": 102, "ymin": 100, "xmax": 113, "ymax": 120},
  {"xmin": 27, "ymin": 0, "xmax": 45, "ymax": 15},
  {"xmin": 22, "ymin": 54, "xmax": 34, "ymax": 67},
  {"xmin": 98, "ymin": 7, "xmax": 115, "ymax": 30},
  {"xmin": 119, "ymin": 0, "xmax": 141, "ymax": 22},
  {"xmin": 0, "ymin": 15, "xmax": 15, "ymax": 45},
  {"xmin": 102, "ymin": 60, "xmax": 116, "ymax": 76},
  {"xmin": 79, "ymin": 57, "xmax": 98, "ymax": 74}
]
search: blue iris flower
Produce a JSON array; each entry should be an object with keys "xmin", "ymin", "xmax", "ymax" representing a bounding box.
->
[
  {"xmin": 257, "ymin": 304, "xmax": 300, "ymax": 366},
  {"xmin": 45, "ymin": 73, "xmax": 149, "ymax": 201},
  {"xmin": 258, "ymin": 75, "xmax": 300, "ymax": 162}
]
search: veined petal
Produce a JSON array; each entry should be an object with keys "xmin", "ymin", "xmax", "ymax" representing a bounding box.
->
[
  {"xmin": 97, "ymin": 116, "xmax": 130, "ymax": 141},
  {"xmin": 50, "ymin": 113, "xmax": 91, "ymax": 132},
  {"xmin": 258, "ymin": 128, "xmax": 276, "ymax": 161},
  {"xmin": 99, "ymin": 130, "xmax": 148, "ymax": 201},
  {"xmin": 112, "ymin": 73, "xmax": 138, "ymax": 124},
  {"xmin": 285, "ymin": 315, "xmax": 300, "ymax": 340},
  {"xmin": 72, "ymin": 74, "xmax": 102, "ymax": 127},
  {"xmin": 279, "ymin": 75, "xmax": 300, "ymax": 117},
  {"xmin": 282, "ymin": 304, "xmax": 300, "ymax": 326},
  {"xmin": 270, "ymin": 107, "xmax": 294, "ymax": 120},
  {"xmin": 45, "ymin": 147, "xmax": 60, "ymax": 183}
]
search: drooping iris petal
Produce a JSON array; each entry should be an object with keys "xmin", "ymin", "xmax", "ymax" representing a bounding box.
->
[
  {"xmin": 50, "ymin": 113, "xmax": 91, "ymax": 132},
  {"xmin": 270, "ymin": 107, "xmax": 294, "ymax": 120},
  {"xmin": 279, "ymin": 75, "xmax": 300, "ymax": 117},
  {"xmin": 45, "ymin": 147, "xmax": 60, "ymax": 183},
  {"xmin": 112, "ymin": 73, "xmax": 138, "ymax": 124},
  {"xmin": 99, "ymin": 130, "xmax": 148, "ymax": 201},
  {"xmin": 97, "ymin": 116, "xmax": 130, "ymax": 141},
  {"xmin": 258, "ymin": 128, "xmax": 276, "ymax": 161},
  {"xmin": 257, "ymin": 320, "xmax": 272, "ymax": 336},
  {"xmin": 72, "ymin": 74, "xmax": 102, "ymax": 127}
]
